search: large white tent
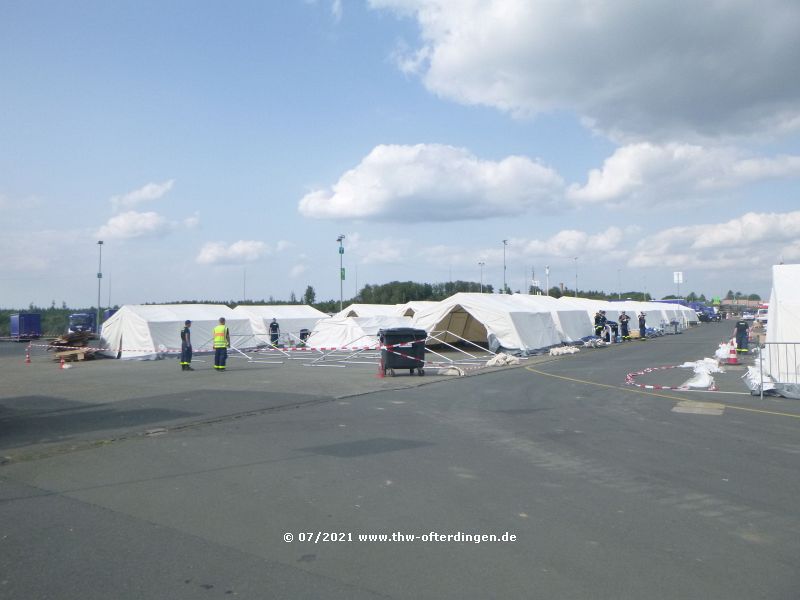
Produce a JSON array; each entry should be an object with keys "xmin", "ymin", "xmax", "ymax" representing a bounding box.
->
[
  {"xmin": 232, "ymin": 305, "xmax": 326, "ymax": 345},
  {"xmin": 307, "ymin": 315, "xmax": 414, "ymax": 349},
  {"xmin": 556, "ymin": 297, "xmax": 694, "ymax": 331},
  {"xmin": 100, "ymin": 304, "xmax": 253, "ymax": 360},
  {"xmin": 412, "ymin": 293, "xmax": 561, "ymax": 353},
  {"xmin": 759, "ymin": 264, "xmax": 800, "ymax": 397},
  {"xmin": 767, "ymin": 264, "xmax": 800, "ymax": 344},
  {"xmin": 508, "ymin": 294, "xmax": 593, "ymax": 342}
]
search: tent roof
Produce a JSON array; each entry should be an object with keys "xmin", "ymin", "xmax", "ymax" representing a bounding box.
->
[
  {"xmin": 334, "ymin": 304, "xmax": 402, "ymax": 318},
  {"xmin": 113, "ymin": 304, "xmax": 240, "ymax": 322},
  {"xmin": 232, "ymin": 305, "xmax": 327, "ymax": 319}
]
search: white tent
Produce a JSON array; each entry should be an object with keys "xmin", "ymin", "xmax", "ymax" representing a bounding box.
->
[
  {"xmin": 100, "ymin": 304, "xmax": 253, "ymax": 360},
  {"xmin": 396, "ymin": 301, "xmax": 440, "ymax": 318},
  {"xmin": 232, "ymin": 305, "xmax": 326, "ymax": 345},
  {"xmin": 333, "ymin": 303, "xmax": 402, "ymax": 318},
  {"xmin": 556, "ymin": 297, "xmax": 687, "ymax": 331},
  {"xmin": 767, "ymin": 264, "xmax": 800, "ymax": 343},
  {"xmin": 508, "ymin": 294, "xmax": 593, "ymax": 342},
  {"xmin": 412, "ymin": 293, "xmax": 561, "ymax": 353},
  {"xmin": 307, "ymin": 315, "xmax": 414, "ymax": 349},
  {"xmin": 759, "ymin": 264, "xmax": 800, "ymax": 397}
]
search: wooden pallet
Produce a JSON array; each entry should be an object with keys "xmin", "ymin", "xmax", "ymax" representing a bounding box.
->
[{"xmin": 53, "ymin": 349, "xmax": 96, "ymax": 362}]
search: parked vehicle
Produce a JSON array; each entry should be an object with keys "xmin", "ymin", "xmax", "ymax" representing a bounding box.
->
[
  {"xmin": 68, "ymin": 312, "xmax": 97, "ymax": 334},
  {"xmin": 9, "ymin": 313, "xmax": 42, "ymax": 340},
  {"xmin": 755, "ymin": 308, "xmax": 768, "ymax": 324}
]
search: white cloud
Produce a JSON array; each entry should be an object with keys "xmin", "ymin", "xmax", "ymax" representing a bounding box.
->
[
  {"xmin": 629, "ymin": 210, "xmax": 800, "ymax": 268},
  {"xmin": 196, "ymin": 240, "xmax": 269, "ymax": 265},
  {"xmin": 111, "ymin": 180, "xmax": 175, "ymax": 211},
  {"xmin": 371, "ymin": 0, "xmax": 800, "ymax": 140},
  {"xmin": 331, "ymin": 0, "xmax": 342, "ymax": 22},
  {"xmin": 183, "ymin": 212, "xmax": 200, "ymax": 229},
  {"xmin": 276, "ymin": 240, "xmax": 294, "ymax": 252},
  {"xmin": 289, "ymin": 264, "xmax": 307, "ymax": 278},
  {"xmin": 568, "ymin": 144, "xmax": 800, "ymax": 204},
  {"xmin": 97, "ymin": 211, "xmax": 170, "ymax": 240},
  {"xmin": 298, "ymin": 143, "xmax": 564, "ymax": 221}
]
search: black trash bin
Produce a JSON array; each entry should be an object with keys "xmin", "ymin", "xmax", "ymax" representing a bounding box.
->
[{"xmin": 379, "ymin": 328, "xmax": 427, "ymax": 376}]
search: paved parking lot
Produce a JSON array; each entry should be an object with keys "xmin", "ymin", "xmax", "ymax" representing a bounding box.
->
[{"xmin": 1, "ymin": 325, "xmax": 798, "ymax": 599}]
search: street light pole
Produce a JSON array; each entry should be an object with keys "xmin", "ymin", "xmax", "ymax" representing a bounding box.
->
[
  {"xmin": 96, "ymin": 240, "xmax": 103, "ymax": 331},
  {"xmin": 545, "ymin": 265, "xmax": 550, "ymax": 296},
  {"xmin": 478, "ymin": 261, "xmax": 485, "ymax": 293},
  {"xmin": 573, "ymin": 256, "xmax": 578, "ymax": 298},
  {"xmin": 337, "ymin": 235, "xmax": 345, "ymax": 312},
  {"xmin": 617, "ymin": 268, "xmax": 621, "ymax": 300},
  {"xmin": 502, "ymin": 240, "xmax": 509, "ymax": 293}
]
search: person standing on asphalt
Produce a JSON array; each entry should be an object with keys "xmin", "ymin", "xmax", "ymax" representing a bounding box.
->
[
  {"xmin": 618, "ymin": 311, "xmax": 631, "ymax": 340},
  {"xmin": 638, "ymin": 312, "xmax": 647, "ymax": 339},
  {"xmin": 734, "ymin": 317, "xmax": 750, "ymax": 353},
  {"xmin": 180, "ymin": 319, "xmax": 194, "ymax": 371},
  {"xmin": 213, "ymin": 317, "xmax": 231, "ymax": 371},
  {"xmin": 269, "ymin": 317, "xmax": 280, "ymax": 346}
]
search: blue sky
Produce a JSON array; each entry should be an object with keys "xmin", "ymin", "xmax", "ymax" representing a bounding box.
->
[{"xmin": 2, "ymin": 0, "xmax": 799, "ymax": 308}]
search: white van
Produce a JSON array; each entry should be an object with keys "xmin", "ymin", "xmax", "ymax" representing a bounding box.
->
[{"xmin": 756, "ymin": 308, "xmax": 768, "ymax": 324}]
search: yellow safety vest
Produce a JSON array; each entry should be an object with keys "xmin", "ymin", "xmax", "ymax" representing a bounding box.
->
[{"xmin": 213, "ymin": 324, "xmax": 228, "ymax": 348}]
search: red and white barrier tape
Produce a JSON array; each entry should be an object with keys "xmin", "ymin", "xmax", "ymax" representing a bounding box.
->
[
  {"xmin": 625, "ymin": 365, "xmax": 717, "ymax": 391},
  {"xmin": 24, "ymin": 342, "xmax": 424, "ymax": 355}
]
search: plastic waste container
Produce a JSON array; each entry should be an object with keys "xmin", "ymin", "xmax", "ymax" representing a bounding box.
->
[{"xmin": 379, "ymin": 328, "xmax": 427, "ymax": 376}]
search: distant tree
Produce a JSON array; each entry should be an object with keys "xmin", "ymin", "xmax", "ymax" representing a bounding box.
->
[
  {"xmin": 698, "ymin": 294, "xmax": 707, "ymax": 302},
  {"xmin": 289, "ymin": 291, "xmax": 297, "ymax": 303},
  {"xmin": 303, "ymin": 286, "xmax": 316, "ymax": 305},
  {"xmin": 685, "ymin": 292, "xmax": 698, "ymax": 301},
  {"xmin": 548, "ymin": 286, "xmax": 563, "ymax": 298},
  {"xmin": 748, "ymin": 293, "xmax": 761, "ymax": 301},
  {"xmin": 725, "ymin": 290, "xmax": 734, "ymax": 299}
]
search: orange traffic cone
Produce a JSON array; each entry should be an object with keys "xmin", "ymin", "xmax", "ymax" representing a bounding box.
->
[
  {"xmin": 727, "ymin": 341, "xmax": 738, "ymax": 365},
  {"xmin": 60, "ymin": 356, "xmax": 65, "ymax": 370},
  {"xmin": 376, "ymin": 356, "xmax": 385, "ymax": 379},
  {"xmin": 25, "ymin": 344, "xmax": 31, "ymax": 364}
]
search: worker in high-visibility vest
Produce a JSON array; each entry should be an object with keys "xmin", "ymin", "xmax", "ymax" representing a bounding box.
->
[{"xmin": 213, "ymin": 317, "xmax": 231, "ymax": 371}]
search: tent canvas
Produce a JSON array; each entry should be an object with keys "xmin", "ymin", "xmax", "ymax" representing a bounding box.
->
[
  {"xmin": 767, "ymin": 264, "xmax": 800, "ymax": 344},
  {"xmin": 232, "ymin": 305, "xmax": 326, "ymax": 345},
  {"xmin": 333, "ymin": 304, "xmax": 402, "ymax": 319},
  {"xmin": 396, "ymin": 301, "xmax": 440, "ymax": 318},
  {"xmin": 100, "ymin": 304, "xmax": 253, "ymax": 360},
  {"xmin": 509, "ymin": 294, "xmax": 593, "ymax": 342},
  {"xmin": 307, "ymin": 315, "xmax": 414, "ymax": 349},
  {"xmin": 412, "ymin": 293, "xmax": 561, "ymax": 353}
]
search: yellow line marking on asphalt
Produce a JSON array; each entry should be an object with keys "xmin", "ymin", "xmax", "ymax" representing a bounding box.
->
[{"xmin": 525, "ymin": 366, "xmax": 800, "ymax": 421}]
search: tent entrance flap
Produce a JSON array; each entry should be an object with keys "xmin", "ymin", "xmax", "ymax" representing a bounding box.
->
[{"xmin": 431, "ymin": 306, "xmax": 489, "ymax": 346}]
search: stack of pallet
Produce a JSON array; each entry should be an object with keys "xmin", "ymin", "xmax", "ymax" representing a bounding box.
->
[{"xmin": 48, "ymin": 331, "xmax": 98, "ymax": 362}]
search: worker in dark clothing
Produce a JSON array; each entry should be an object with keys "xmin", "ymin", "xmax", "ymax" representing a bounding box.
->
[
  {"xmin": 734, "ymin": 318, "xmax": 750, "ymax": 353},
  {"xmin": 269, "ymin": 318, "xmax": 280, "ymax": 346},
  {"xmin": 638, "ymin": 312, "xmax": 647, "ymax": 339},
  {"xmin": 180, "ymin": 320, "xmax": 194, "ymax": 371},
  {"xmin": 618, "ymin": 311, "xmax": 631, "ymax": 340},
  {"xmin": 594, "ymin": 310, "xmax": 607, "ymax": 337}
]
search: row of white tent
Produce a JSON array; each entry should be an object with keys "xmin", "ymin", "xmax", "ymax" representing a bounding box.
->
[
  {"xmin": 313, "ymin": 294, "xmax": 697, "ymax": 354},
  {"xmin": 100, "ymin": 295, "xmax": 697, "ymax": 359}
]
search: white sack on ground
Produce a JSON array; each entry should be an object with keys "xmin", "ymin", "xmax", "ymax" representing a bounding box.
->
[{"xmin": 485, "ymin": 352, "xmax": 520, "ymax": 366}]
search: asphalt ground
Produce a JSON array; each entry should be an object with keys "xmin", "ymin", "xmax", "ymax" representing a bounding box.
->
[{"xmin": 1, "ymin": 323, "xmax": 798, "ymax": 599}]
